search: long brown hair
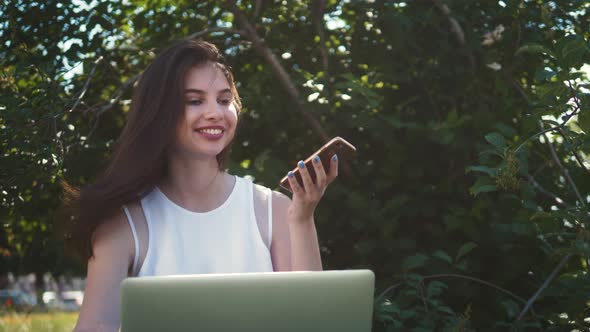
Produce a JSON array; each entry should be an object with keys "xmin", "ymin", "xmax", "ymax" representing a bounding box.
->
[{"xmin": 62, "ymin": 39, "xmax": 242, "ymax": 260}]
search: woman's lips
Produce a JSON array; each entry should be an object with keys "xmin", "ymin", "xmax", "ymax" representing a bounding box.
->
[{"xmin": 194, "ymin": 127, "xmax": 225, "ymax": 140}]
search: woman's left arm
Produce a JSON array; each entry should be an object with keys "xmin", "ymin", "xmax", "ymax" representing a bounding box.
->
[{"xmin": 270, "ymin": 154, "xmax": 339, "ymax": 271}]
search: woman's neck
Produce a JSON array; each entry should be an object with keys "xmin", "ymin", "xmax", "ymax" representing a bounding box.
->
[{"xmin": 159, "ymin": 155, "xmax": 233, "ymax": 212}]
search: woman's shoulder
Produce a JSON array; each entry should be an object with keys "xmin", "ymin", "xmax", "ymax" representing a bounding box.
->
[
  {"xmin": 91, "ymin": 204, "xmax": 136, "ymax": 262},
  {"xmin": 249, "ymin": 180, "xmax": 291, "ymax": 205},
  {"xmin": 228, "ymin": 173, "xmax": 291, "ymax": 206}
]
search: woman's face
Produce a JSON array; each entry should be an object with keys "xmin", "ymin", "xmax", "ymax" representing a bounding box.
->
[{"xmin": 173, "ymin": 63, "xmax": 238, "ymax": 160}]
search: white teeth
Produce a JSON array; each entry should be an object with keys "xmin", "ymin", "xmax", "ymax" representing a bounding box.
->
[{"xmin": 198, "ymin": 128, "xmax": 223, "ymax": 135}]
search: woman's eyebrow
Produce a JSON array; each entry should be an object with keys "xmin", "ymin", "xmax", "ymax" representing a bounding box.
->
[{"xmin": 184, "ymin": 88, "xmax": 232, "ymax": 95}]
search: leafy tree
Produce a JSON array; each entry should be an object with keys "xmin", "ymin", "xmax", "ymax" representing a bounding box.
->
[{"xmin": 1, "ymin": 0, "xmax": 589, "ymax": 329}]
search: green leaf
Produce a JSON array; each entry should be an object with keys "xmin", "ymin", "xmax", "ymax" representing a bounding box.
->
[
  {"xmin": 455, "ymin": 242, "xmax": 478, "ymax": 263},
  {"xmin": 402, "ymin": 253, "xmax": 429, "ymax": 271},
  {"xmin": 515, "ymin": 43, "xmax": 554, "ymax": 57},
  {"xmin": 577, "ymin": 110, "xmax": 590, "ymax": 134},
  {"xmin": 574, "ymin": 239, "xmax": 590, "ymax": 256},
  {"xmin": 376, "ymin": 314, "xmax": 396, "ymax": 323},
  {"xmin": 399, "ymin": 309, "xmax": 418, "ymax": 320},
  {"xmin": 484, "ymin": 132, "xmax": 507, "ymax": 148},
  {"xmin": 412, "ymin": 327, "xmax": 433, "ymax": 332},
  {"xmin": 432, "ymin": 250, "xmax": 453, "ymax": 264},
  {"xmin": 471, "ymin": 185, "xmax": 498, "ymax": 196},
  {"xmin": 426, "ymin": 280, "xmax": 448, "ymax": 298},
  {"xmin": 466, "ymin": 166, "xmax": 498, "ymax": 176},
  {"xmin": 469, "ymin": 176, "xmax": 498, "ymax": 196},
  {"xmin": 512, "ymin": 222, "xmax": 535, "ymax": 236},
  {"xmin": 386, "ymin": 321, "xmax": 402, "ymax": 330},
  {"xmin": 436, "ymin": 306, "xmax": 454, "ymax": 315},
  {"xmin": 534, "ymin": 68, "xmax": 556, "ymax": 82},
  {"xmin": 494, "ymin": 123, "xmax": 517, "ymax": 137},
  {"xmin": 405, "ymin": 273, "xmax": 424, "ymax": 283},
  {"xmin": 541, "ymin": 119, "xmax": 560, "ymax": 127},
  {"xmin": 535, "ymin": 82, "xmax": 569, "ymax": 100},
  {"xmin": 520, "ymin": 181, "xmax": 535, "ymax": 199},
  {"xmin": 556, "ymin": 35, "xmax": 589, "ymax": 69},
  {"xmin": 479, "ymin": 148, "xmax": 504, "ymax": 160},
  {"xmin": 377, "ymin": 301, "xmax": 401, "ymax": 315},
  {"xmin": 501, "ymin": 299, "xmax": 520, "ymax": 319}
]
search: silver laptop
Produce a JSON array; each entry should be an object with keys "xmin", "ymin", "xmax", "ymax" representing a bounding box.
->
[{"xmin": 121, "ymin": 269, "xmax": 374, "ymax": 332}]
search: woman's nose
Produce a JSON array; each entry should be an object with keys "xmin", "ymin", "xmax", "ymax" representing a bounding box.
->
[{"xmin": 204, "ymin": 101, "xmax": 223, "ymax": 119}]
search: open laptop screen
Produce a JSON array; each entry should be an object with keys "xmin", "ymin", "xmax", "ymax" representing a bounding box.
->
[{"xmin": 121, "ymin": 269, "xmax": 374, "ymax": 332}]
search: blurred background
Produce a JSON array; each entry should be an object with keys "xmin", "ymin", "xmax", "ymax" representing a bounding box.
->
[{"xmin": 1, "ymin": 0, "xmax": 589, "ymax": 330}]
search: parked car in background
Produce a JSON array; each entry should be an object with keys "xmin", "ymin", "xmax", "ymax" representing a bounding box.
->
[
  {"xmin": 61, "ymin": 290, "xmax": 84, "ymax": 311},
  {"xmin": 0, "ymin": 289, "xmax": 36, "ymax": 312},
  {"xmin": 42, "ymin": 291, "xmax": 60, "ymax": 309},
  {"xmin": 41, "ymin": 290, "xmax": 84, "ymax": 311}
]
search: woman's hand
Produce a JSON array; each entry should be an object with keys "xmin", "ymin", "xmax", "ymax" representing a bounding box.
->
[{"xmin": 286, "ymin": 154, "xmax": 339, "ymax": 224}]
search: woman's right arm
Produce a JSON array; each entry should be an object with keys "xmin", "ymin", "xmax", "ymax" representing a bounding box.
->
[{"xmin": 74, "ymin": 209, "xmax": 134, "ymax": 332}]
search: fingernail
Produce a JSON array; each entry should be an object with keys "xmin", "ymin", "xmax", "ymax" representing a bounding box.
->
[
  {"xmin": 298, "ymin": 161, "xmax": 305, "ymax": 169},
  {"xmin": 313, "ymin": 155, "xmax": 320, "ymax": 163},
  {"xmin": 332, "ymin": 154, "xmax": 338, "ymax": 161},
  {"xmin": 288, "ymin": 171, "xmax": 294, "ymax": 178}
]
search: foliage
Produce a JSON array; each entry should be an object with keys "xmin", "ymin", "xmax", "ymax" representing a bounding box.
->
[{"xmin": 1, "ymin": 0, "xmax": 589, "ymax": 330}]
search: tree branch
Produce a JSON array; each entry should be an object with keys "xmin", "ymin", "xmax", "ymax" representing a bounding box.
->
[
  {"xmin": 185, "ymin": 27, "xmax": 248, "ymax": 40},
  {"xmin": 511, "ymin": 76, "xmax": 584, "ymax": 161},
  {"xmin": 525, "ymin": 174, "xmax": 572, "ymax": 209},
  {"xmin": 559, "ymin": 81, "xmax": 590, "ymax": 176},
  {"xmin": 375, "ymin": 282, "xmax": 404, "ymax": 303},
  {"xmin": 65, "ymin": 72, "xmax": 141, "ymax": 152},
  {"xmin": 507, "ymin": 75, "xmax": 529, "ymax": 104},
  {"xmin": 85, "ymin": 114, "xmax": 101, "ymax": 143},
  {"xmin": 516, "ymin": 253, "xmax": 572, "ymax": 321},
  {"xmin": 84, "ymin": 72, "xmax": 141, "ymax": 116},
  {"xmin": 514, "ymin": 106, "xmax": 580, "ymax": 154},
  {"xmin": 432, "ymin": 0, "xmax": 475, "ymax": 68},
  {"xmin": 423, "ymin": 274, "xmax": 530, "ymax": 307},
  {"xmin": 227, "ymin": 1, "xmax": 330, "ymax": 143},
  {"xmin": 541, "ymin": 122, "xmax": 586, "ymax": 208},
  {"xmin": 53, "ymin": 116, "xmax": 65, "ymax": 161},
  {"xmin": 67, "ymin": 56, "xmax": 103, "ymax": 114},
  {"xmin": 312, "ymin": 0, "xmax": 330, "ymax": 84},
  {"xmin": 377, "ymin": 273, "xmax": 530, "ymax": 310},
  {"xmin": 419, "ymin": 280, "xmax": 429, "ymax": 313},
  {"xmin": 253, "ymin": 0, "xmax": 263, "ymax": 20},
  {"xmin": 419, "ymin": 79, "xmax": 442, "ymax": 121},
  {"xmin": 555, "ymin": 127, "xmax": 590, "ymax": 177}
]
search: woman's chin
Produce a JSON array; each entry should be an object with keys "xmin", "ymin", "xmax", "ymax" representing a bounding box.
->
[
  {"xmin": 193, "ymin": 150, "xmax": 224, "ymax": 160},
  {"xmin": 169, "ymin": 147, "xmax": 223, "ymax": 161}
]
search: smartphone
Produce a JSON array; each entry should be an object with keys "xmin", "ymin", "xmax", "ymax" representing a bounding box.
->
[{"xmin": 279, "ymin": 136, "xmax": 357, "ymax": 193}]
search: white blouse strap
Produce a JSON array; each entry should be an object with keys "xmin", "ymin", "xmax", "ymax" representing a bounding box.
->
[
  {"xmin": 122, "ymin": 205, "xmax": 139, "ymax": 276},
  {"xmin": 267, "ymin": 188, "xmax": 273, "ymax": 248}
]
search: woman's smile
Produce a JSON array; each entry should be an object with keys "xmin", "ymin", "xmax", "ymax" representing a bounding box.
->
[{"xmin": 194, "ymin": 125, "xmax": 225, "ymax": 141}]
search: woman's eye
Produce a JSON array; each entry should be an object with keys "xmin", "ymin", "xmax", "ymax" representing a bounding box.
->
[
  {"xmin": 187, "ymin": 100, "xmax": 202, "ymax": 105},
  {"xmin": 219, "ymin": 99, "xmax": 231, "ymax": 105}
]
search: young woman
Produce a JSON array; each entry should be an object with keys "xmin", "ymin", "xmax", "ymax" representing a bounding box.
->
[{"xmin": 66, "ymin": 39, "xmax": 338, "ymax": 332}]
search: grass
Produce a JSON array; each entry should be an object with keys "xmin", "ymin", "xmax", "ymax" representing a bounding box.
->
[{"xmin": 0, "ymin": 311, "xmax": 78, "ymax": 332}]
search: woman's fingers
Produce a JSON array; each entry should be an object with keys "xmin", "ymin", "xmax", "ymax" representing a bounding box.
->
[
  {"xmin": 326, "ymin": 154, "xmax": 339, "ymax": 184},
  {"xmin": 297, "ymin": 160, "xmax": 314, "ymax": 193},
  {"xmin": 285, "ymin": 154, "xmax": 340, "ymax": 222},
  {"xmin": 288, "ymin": 154, "xmax": 338, "ymax": 198},
  {"xmin": 311, "ymin": 155, "xmax": 327, "ymax": 188},
  {"xmin": 287, "ymin": 170, "xmax": 303, "ymax": 195}
]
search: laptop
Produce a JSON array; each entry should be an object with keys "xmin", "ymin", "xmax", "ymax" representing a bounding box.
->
[{"xmin": 121, "ymin": 269, "xmax": 375, "ymax": 332}]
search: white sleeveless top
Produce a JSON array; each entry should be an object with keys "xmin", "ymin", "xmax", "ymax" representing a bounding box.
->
[{"xmin": 122, "ymin": 176, "xmax": 274, "ymax": 276}]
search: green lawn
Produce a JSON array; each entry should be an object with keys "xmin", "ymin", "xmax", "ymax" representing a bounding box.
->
[{"xmin": 0, "ymin": 311, "xmax": 78, "ymax": 332}]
